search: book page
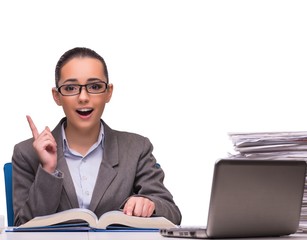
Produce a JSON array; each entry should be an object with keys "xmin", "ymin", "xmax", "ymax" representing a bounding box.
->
[
  {"xmin": 97, "ymin": 210, "xmax": 177, "ymax": 229},
  {"xmin": 19, "ymin": 208, "xmax": 99, "ymax": 228}
]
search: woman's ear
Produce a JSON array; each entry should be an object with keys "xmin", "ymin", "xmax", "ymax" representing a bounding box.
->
[
  {"xmin": 106, "ymin": 83, "xmax": 113, "ymax": 103},
  {"xmin": 52, "ymin": 88, "xmax": 62, "ymax": 106}
]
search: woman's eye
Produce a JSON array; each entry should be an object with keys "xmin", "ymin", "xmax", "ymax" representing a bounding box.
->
[
  {"xmin": 89, "ymin": 83, "xmax": 102, "ymax": 90},
  {"xmin": 65, "ymin": 85, "xmax": 78, "ymax": 91}
]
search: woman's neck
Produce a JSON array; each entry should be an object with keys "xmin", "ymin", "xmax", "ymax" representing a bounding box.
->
[{"xmin": 65, "ymin": 124, "xmax": 101, "ymax": 156}]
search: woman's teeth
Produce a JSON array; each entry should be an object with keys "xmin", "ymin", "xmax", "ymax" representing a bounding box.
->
[{"xmin": 77, "ymin": 109, "xmax": 93, "ymax": 116}]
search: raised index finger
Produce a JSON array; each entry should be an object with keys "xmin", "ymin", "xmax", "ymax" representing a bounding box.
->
[{"xmin": 26, "ymin": 115, "xmax": 39, "ymax": 140}]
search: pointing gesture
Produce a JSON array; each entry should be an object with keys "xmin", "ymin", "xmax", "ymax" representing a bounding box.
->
[{"xmin": 26, "ymin": 115, "xmax": 58, "ymax": 174}]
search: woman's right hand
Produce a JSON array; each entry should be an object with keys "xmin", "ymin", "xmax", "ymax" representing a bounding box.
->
[{"xmin": 26, "ymin": 115, "xmax": 58, "ymax": 174}]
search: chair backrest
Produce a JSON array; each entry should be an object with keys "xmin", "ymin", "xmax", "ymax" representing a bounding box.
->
[{"xmin": 3, "ymin": 162, "xmax": 14, "ymax": 226}]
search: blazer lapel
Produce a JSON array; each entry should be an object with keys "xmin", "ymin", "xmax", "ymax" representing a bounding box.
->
[
  {"xmin": 53, "ymin": 118, "xmax": 79, "ymax": 209},
  {"xmin": 89, "ymin": 121, "xmax": 119, "ymax": 212},
  {"xmin": 57, "ymin": 152, "xmax": 80, "ymax": 208}
]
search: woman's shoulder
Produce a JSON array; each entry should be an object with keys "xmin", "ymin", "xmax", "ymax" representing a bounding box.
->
[
  {"xmin": 103, "ymin": 121, "xmax": 151, "ymax": 143},
  {"xmin": 14, "ymin": 137, "xmax": 34, "ymax": 151}
]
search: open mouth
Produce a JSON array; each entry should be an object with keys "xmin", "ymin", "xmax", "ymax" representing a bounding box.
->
[{"xmin": 76, "ymin": 108, "xmax": 93, "ymax": 116}]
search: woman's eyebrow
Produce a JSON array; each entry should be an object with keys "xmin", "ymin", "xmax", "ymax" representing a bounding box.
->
[
  {"xmin": 87, "ymin": 78, "xmax": 106, "ymax": 82},
  {"xmin": 61, "ymin": 78, "xmax": 78, "ymax": 84}
]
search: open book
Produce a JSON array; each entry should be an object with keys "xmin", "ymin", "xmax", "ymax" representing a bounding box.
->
[{"xmin": 13, "ymin": 208, "xmax": 177, "ymax": 231}]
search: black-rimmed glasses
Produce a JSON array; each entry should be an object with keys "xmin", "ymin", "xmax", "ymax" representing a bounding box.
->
[{"xmin": 57, "ymin": 81, "xmax": 108, "ymax": 96}]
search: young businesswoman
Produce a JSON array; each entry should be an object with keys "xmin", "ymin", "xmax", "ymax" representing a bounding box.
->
[{"xmin": 12, "ymin": 47, "xmax": 181, "ymax": 226}]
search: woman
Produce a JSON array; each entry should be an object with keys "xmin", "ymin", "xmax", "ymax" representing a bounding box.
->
[{"xmin": 12, "ymin": 47, "xmax": 182, "ymax": 226}]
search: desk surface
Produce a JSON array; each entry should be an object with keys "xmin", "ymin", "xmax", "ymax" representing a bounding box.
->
[{"xmin": 0, "ymin": 231, "xmax": 307, "ymax": 240}]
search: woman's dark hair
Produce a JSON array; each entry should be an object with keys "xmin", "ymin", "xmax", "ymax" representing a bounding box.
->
[{"xmin": 55, "ymin": 47, "xmax": 109, "ymax": 87}]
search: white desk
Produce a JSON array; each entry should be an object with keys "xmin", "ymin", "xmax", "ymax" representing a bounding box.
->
[
  {"xmin": 1, "ymin": 231, "xmax": 89, "ymax": 240},
  {"xmin": 88, "ymin": 232, "xmax": 307, "ymax": 240},
  {"xmin": 0, "ymin": 231, "xmax": 307, "ymax": 240},
  {"xmin": 88, "ymin": 231, "xmax": 166, "ymax": 240}
]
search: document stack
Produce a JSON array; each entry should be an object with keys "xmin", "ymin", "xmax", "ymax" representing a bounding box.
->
[{"xmin": 228, "ymin": 131, "xmax": 307, "ymax": 232}]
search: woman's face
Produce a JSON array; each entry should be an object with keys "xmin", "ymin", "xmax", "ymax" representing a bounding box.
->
[{"xmin": 52, "ymin": 57, "xmax": 113, "ymax": 132}]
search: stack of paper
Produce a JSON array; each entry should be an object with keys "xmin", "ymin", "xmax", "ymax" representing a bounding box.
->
[
  {"xmin": 228, "ymin": 131, "xmax": 307, "ymax": 232},
  {"xmin": 229, "ymin": 131, "xmax": 307, "ymax": 159}
]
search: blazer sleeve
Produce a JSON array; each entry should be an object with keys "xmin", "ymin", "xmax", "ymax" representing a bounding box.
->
[
  {"xmin": 130, "ymin": 137, "xmax": 182, "ymax": 225},
  {"xmin": 12, "ymin": 141, "xmax": 64, "ymax": 226}
]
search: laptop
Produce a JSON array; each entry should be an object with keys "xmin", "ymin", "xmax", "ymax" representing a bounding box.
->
[{"xmin": 160, "ymin": 159, "xmax": 306, "ymax": 238}]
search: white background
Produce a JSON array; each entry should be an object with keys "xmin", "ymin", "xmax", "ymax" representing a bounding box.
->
[{"xmin": 0, "ymin": 0, "xmax": 307, "ymax": 226}]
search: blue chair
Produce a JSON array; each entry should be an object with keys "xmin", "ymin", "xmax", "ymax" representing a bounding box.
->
[{"xmin": 3, "ymin": 162, "xmax": 14, "ymax": 226}]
